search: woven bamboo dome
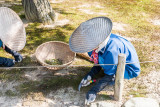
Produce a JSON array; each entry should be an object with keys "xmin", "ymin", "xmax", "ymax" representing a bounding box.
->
[{"xmin": 35, "ymin": 41, "xmax": 76, "ymax": 70}]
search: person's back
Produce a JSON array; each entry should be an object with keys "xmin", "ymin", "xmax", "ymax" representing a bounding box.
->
[
  {"xmin": 88, "ymin": 33, "xmax": 140, "ymax": 79},
  {"xmin": 107, "ymin": 34, "xmax": 140, "ymax": 79},
  {"xmin": 113, "ymin": 34, "xmax": 140, "ymax": 79}
]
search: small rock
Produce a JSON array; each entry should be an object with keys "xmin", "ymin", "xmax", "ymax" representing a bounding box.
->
[
  {"xmin": 16, "ymin": 103, "xmax": 22, "ymax": 106},
  {"xmin": 49, "ymin": 102, "xmax": 62, "ymax": 107},
  {"xmin": 22, "ymin": 101, "xmax": 31, "ymax": 106},
  {"xmin": 74, "ymin": 102, "xmax": 79, "ymax": 105},
  {"xmin": 46, "ymin": 99, "xmax": 54, "ymax": 104},
  {"xmin": 152, "ymin": 19, "xmax": 160, "ymax": 25},
  {"xmin": 63, "ymin": 101, "xmax": 72, "ymax": 105},
  {"xmin": 68, "ymin": 106, "xmax": 80, "ymax": 107},
  {"xmin": 122, "ymin": 97, "xmax": 159, "ymax": 107}
]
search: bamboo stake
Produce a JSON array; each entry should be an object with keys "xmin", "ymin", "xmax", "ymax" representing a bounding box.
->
[{"xmin": 114, "ymin": 53, "xmax": 126, "ymax": 101}]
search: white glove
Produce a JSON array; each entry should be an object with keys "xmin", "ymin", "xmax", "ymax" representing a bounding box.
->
[
  {"xmin": 81, "ymin": 75, "xmax": 92, "ymax": 87},
  {"xmin": 78, "ymin": 75, "xmax": 92, "ymax": 91}
]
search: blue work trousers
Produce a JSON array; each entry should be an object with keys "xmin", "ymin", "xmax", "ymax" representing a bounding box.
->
[{"xmin": 0, "ymin": 46, "xmax": 19, "ymax": 67}]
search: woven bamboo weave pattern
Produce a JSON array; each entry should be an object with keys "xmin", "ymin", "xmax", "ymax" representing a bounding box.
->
[
  {"xmin": 0, "ymin": 7, "xmax": 26, "ymax": 51},
  {"xmin": 35, "ymin": 41, "xmax": 76, "ymax": 70}
]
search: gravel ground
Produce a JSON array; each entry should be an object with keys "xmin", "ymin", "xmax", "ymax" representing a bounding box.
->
[
  {"xmin": 123, "ymin": 69, "xmax": 160, "ymax": 103},
  {"xmin": 0, "ymin": 64, "xmax": 159, "ymax": 107}
]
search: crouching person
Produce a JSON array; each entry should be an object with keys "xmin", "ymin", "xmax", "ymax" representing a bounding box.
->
[
  {"xmin": 69, "ymin": 17, "xmax": 141, "ymax": 105},
  {"xmin": 0, "ymin": 7, "xmax": 26, "ymax": 67},
  {"xmin": 0, "ymin": 40, "xmax": 23, "ymax": 67}
]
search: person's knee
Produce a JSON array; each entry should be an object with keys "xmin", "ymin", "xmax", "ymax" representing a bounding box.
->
[{"xmin": 0, "ymin": 57, "xmax": 15, "ymax": 67}]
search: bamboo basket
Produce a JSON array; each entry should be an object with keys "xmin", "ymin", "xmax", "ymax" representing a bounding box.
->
[{"xmin": 35, "ymin": 41, "xmax": 76, "ymax": 70}]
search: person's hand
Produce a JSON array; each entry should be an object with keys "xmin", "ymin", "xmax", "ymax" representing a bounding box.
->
[
  {"xmin": 78, "ymin": 75, "xmax": 91, "ymax": 91},
  {"xmin": 85, "ymin": 91, "xmax": 96, "ymax": 105},
  {"xmin": 81, "ymin": 75, "xmax": 92, "ymax": 87},
  {"xmin": 14, "ymin": 54, "xmax": 23, "ymax": 62}
]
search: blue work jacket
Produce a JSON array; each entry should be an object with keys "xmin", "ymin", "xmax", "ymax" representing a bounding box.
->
[{"xmin": 88, "ymin": 34, "xmax": 141, "ymax": 79}]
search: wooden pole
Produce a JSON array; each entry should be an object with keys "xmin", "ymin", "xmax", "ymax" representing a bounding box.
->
[{"xmin": 114, "ymin": 53, "xmax": 126, "ymax": 101}]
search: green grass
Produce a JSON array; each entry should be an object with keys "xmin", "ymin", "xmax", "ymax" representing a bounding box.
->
[
  {"xmin": 5, "ymin": 90, "xmax": 17, "ymax": 97},
  {"xmin": 0, "ymin": 49, "xmax": 13, "ymax": 58},
  {"xmin": 126, "ymin": 82, "xmax": 148, "ymax": 97},
  {"xmin": 10, "ymin": 4, "xmax": 23, "ymax": 13},
  {"xmin": 97, "ymin": 94, "xmax": 113, "ymax": 101},
  {"xmin": 0, "ymin": 69, "xmax": 24, "ymax": 81},
  {"xmin": 128, "ymin": 90, "xmax": 147, "ymax": 97}
]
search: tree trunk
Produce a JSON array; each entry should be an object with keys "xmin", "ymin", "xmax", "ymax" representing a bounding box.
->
[{"xmin": 22, "ymin": 0, "xmax": 55, "ymax": 24}]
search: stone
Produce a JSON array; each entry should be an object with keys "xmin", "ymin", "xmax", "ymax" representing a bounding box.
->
[
  {"xmin": 73, "ymin": 102, "xmax": 79, "ymax": 105},
  {"xmin": 122, "ymin": 97, "xmax": 159, "ymax": 107},
  {"xmin": 89, "ymin": 101, "xmax": 118, "ymax": 107}
]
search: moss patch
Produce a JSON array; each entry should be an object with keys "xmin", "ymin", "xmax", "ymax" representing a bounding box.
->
[
  {"xmin": 5, "ymin": 90, "xmax": 17, "ymax": 97},
  {"xmin": 16, "ymin": 67, "xmax": 92, "ymax": 95}
]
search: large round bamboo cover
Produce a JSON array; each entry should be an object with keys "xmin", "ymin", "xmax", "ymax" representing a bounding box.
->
[{"xmin": 35, "ymin": 41, "xmax": 75, "ymax": 70}]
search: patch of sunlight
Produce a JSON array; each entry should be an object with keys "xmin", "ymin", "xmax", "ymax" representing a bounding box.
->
[
  {"xmin": 71, "ymin": 2, "xmax": 104, "ymax": 9},
  {"xmin": 50, "ymin": 0, "xmax": 65, "ymax": 4},
  {"xmin": 78, "ymin": 9, "xmax": 107, "ymax": 15},
  {"xmin": 113, "ymin": 22, "xmax": 128, "ymax": 31},
  {"xmin": 150, "ymin": 19, "xmax": 160, "ymax": 25},
  {"xmin": 40, "ymin": 19, "xmax": 70, "ymax": 29}
]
